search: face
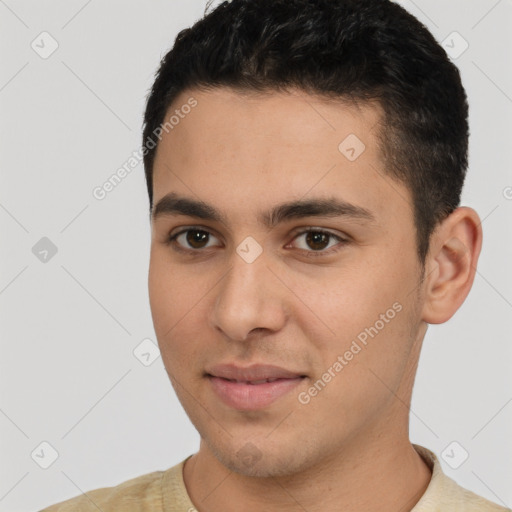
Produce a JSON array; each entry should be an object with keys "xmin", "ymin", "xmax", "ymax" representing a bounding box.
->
[{"xmin": 148, "ymin": 87, "xmax": 427, "ymax": 478}]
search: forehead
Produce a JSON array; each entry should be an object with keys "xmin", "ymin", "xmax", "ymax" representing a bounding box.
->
[
  {"xmin": 151, "ymin": 87, "xmax": 412, "ymax": 228},
  {"xmin": 158, "ymin": 86, "xmax": 382, "ymax": 154}
]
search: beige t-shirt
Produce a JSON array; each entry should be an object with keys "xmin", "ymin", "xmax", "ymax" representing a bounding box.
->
[{"xmin": 39, "ymin": 444, "xmax": 509, "ymax": 511}]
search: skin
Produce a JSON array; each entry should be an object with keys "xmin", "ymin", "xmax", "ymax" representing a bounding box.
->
[{"xmin": 148, "ymin": 87, "xmax": 482, "ymax": 511}]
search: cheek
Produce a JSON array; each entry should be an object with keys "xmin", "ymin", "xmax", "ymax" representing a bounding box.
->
[
  {"xmin": 148, "ymin": 250, "xmax": 200, "ymax": 330},
  {"xmin": 148, "ymin": 251, "xmax": 212, "ymax": 367},
  {"xmin": 148, "ymin": 255, "xmax": 173, "ymax": 334},
  {"xmin": 287, "ymin": 261, "xmax": 397, "ymax": 342},
  {"xmin": 294, "ymin": 251, "xmax": 419, "ymax": 372}
]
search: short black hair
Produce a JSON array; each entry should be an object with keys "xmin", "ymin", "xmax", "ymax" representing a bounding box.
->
[{"xmin": 142, "ymin": 0, "xmax": 469, "ymax": 266}]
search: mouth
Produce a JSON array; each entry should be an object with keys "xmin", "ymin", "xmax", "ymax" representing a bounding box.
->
[
  {"xmin": 206, "ymin": 363, "xmax": 307, "ymax": 381},
  {"xmin": 205, "ymin": 365, "xmax": 307, "ymax": 410},
  {"xmin": 212, "ymin": 376, "xmax": 304, "ymax": 385}
]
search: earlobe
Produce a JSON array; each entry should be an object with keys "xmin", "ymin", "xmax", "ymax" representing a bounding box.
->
[{"xmin": 421, "ymin": 207, "xmax": 483, "ymax": 324}]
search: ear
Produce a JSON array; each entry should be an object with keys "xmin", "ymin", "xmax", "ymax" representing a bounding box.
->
[{"xmin": 421, "ymin": 206, "xmax": 483, "ymax": 324}]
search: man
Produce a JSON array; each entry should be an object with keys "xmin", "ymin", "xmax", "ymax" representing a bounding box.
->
[{"xmin": 41, "ymin": 0, "xmax": 509, "ymax": 510}]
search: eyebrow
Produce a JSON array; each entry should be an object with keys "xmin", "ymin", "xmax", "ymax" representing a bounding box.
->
[{"xmin": 151, "ymin": 192, "xmax": 377, "ymax": 228}]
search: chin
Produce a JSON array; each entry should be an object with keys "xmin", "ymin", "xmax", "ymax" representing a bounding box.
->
[{"xmin": 205, "ymin": 436, "xmax": 317, "ymax": 478}]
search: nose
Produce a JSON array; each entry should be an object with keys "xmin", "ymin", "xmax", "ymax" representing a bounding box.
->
[{"xmin": 209, "ymin": 251, "xmax": 288, "ymax": 342}]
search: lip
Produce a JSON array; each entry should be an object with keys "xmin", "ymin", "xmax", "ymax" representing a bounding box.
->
[
  {"xmin": 206, "ymin": 363, "xmax": 306, "ymax": 381},
  {"xmin": 206, "ymin": 364, "xmax": 307, "ymax": 411}
]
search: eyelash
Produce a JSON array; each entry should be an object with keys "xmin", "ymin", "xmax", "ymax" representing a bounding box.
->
[{"xmin": 166, "ymin": 227, "xmax": 349, "ymax": 258}]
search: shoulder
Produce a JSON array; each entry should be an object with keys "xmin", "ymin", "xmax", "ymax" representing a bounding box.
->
[
  {"xmin": 437, "ymin": 474, "xmax": 510, "ymax": 511},
  {"xmin": 39, "ymin": 469, "xmax": 166, "ymax": 512},
  {"xmin": 413, "ymin": 444, "xmax": 510, "ymax": 512}
]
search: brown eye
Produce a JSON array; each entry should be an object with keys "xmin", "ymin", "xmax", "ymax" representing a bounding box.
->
[
  {"xmin": 305, "ymin": 231, "xmax": 330, "ymax": 251},
  {"xmin": 186, "ymin": 230, "xmax": 210, "ymax": 249},
  {"xmin": 289, "ymin": 228, "xmax": 348, "ymax": 257},
  {"xmin": 168, "ymin": 228, "xmax": 222, "ymax": 251}
]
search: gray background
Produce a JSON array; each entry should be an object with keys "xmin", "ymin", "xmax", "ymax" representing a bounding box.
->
[{"xmin": 0, "ymin": 1, "xmax": 511, "ymax": 510}]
